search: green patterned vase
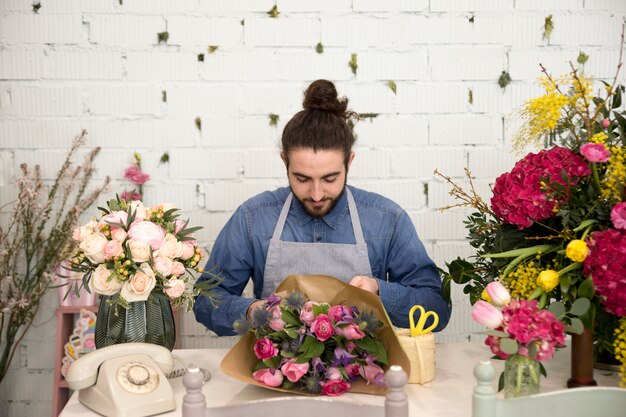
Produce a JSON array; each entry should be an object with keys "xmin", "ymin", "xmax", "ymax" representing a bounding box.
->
[{"xmin": 95, "ymin": 295, "xmax": 176, "ymax": 351}]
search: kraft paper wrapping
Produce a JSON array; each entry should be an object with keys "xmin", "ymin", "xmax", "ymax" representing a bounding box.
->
[
  {"xmin": 394, "ymin": 328, "xmax": 436, "ymax": 384},
  {"xmin": 220, "ymin": 274, "xmax": 411, "ymax": 396}
]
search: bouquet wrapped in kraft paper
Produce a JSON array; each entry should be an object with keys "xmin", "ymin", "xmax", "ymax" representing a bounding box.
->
[{"xmin": 220, "ymin": 274, "xmax": 411, "ymax": 396}]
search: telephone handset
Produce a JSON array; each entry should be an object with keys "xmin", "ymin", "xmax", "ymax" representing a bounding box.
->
[{"xmin": 66, "ymin": 342, "xmax": 176, "ymax": 417}]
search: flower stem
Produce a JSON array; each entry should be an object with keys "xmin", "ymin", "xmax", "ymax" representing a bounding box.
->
[{"xmin": 591, "ymin": 162, "xmax": 602, "ymax": 192}]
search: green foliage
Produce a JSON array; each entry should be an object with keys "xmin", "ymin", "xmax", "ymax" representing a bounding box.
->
[
  {"xmin": 268, "ymin": 5, "xmax": 279, "ymax": 18},
  {"xmin": 159, "ymin": 152, "xmax": 169, "ymax": 165},
  {"xmin": 161, "ymin": 90, "xmax": 167, "ymax": 102},
  {"xmin": 315, "ymin": 42, "xmax": 324, "ymax": 54},
  {"xmin": 543, "ymin": 15, "xmax": 554, "ymax": 41},
  {"xmin": 32, "ymin": 3, "xmax": 41, "ymax": 13},
  {"xmin": 498, "ymin": 71, "xmax": 511, "ymax": 89},
  {"xmin": 577, "ymin": 51, "xmax": 589, "ymax": 65},
  {"xmin": 349, "ymin": 53, "xmax": 358, "ymax": 75},
  {"xmin": 208, "ymin": 45, "xmax": 219, "ymax": 53},
  {"xmin": 269, "ymin": 113, "xmax": 279, "ymax": 126},
  {"xmin": 387, "ymin": 80, "xmax": 397, "ymax": 94},
  {"xmin": 197, "ymin": 53, "xmax": 204, "ymax": 62},
  {"xmin": 157, "ymin": 31, "xmax": 169, "ymax": 44},
  {"xmin": 195, "ymin": 116, "xmax": 202, "ymax": 131},
  {"xmin": 468, "ymin": 88, "xmax": 473, "ymax": 104}
]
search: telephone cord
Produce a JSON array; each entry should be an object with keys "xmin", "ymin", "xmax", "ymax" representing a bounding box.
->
[{"xmin": 166, "ymin": 355, "xmax": 211, "ymax": 382}]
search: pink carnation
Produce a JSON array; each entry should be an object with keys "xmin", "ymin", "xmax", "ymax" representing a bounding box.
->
[
  {"xmin": 580, "ymin": 143, "xmax": 611, "ymax": 163},
  {"xmin": 610, "ymin": 202, "xmax": 626, "ymax": 230},
  {"xmin": 124, "ymin": 165, "xmax": 150, "ymax": 186},
  {"xmin": 490, "ymin": 147, "xmax": 591, "ymax": 229},
  {"xmin": 583, "ymin": 228, "xmax": 626, "ymax": 316}
]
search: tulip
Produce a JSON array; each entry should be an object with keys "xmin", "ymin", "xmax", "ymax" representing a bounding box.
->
[
  {"xmin": 537, "ymin": 270, "xmax": 560, "ymax": 292},
  {"xmin": 485, "ymin": 281, "xmax": 511, "ymax": 306},
  {"xmin": 252, "ymin": 368, "xmax": 284, "ymax": 387},
  {"xmin": 601, "ymin": 118, "xmax": 610, "ymax": 129},
  {"xmin": 471, "ymin": 301, "xmax": 504, "ymax": 329},
  {"xmin": 566, "ymin": 239, "xmax": 589, "ymax": 262}
]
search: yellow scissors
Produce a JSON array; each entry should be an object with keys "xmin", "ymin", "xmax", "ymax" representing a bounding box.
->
[{"xmin": 409, "ymin": 305, "xmax": 439, "ymax": 337}]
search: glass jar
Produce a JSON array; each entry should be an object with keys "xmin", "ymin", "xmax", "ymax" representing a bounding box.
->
[{"xmin": 504, "ymin": 353, "xmax": 540, "ymax": 398}]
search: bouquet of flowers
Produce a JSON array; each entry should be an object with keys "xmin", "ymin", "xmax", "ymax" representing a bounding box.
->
[
  {"xmin": 437, "ymin": 40, "xmax": 626, "ymax": 386},
  {"xmin": 233, "ymin": 292, "xmax": 388, "ymax": 396},
  {"xmin": 471, "ymin": 282, "xmax": 568, "ymax": 396},
  {"xmin": 68, "ymin": 196, "xmax": 221, "ymax": 311},
  {"xmin": 220, "ymin": 275, "xmax": 410, "ymax": 396}
]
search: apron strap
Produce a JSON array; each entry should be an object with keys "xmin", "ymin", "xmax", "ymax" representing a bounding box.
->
[{"xmin": 272, "ymin": 188, "xmax": 366, "ymax": 245}]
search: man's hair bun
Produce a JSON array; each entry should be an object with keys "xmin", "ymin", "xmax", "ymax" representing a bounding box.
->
[{"xmin": 302, "ymin": 79, "xmax": 350, "ymax": 118}]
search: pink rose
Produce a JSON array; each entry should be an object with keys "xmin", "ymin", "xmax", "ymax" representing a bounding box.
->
[
  {"xmin": 128, "ymin": 201, "xmax": 147, "ymax": 220},
  {"xmin": 336, "ymin": 323, "xmax": 365, "ymax": 340},
  {"xmin": 311, "ymin": 314, "xmax": 334, "ymax": 342},
  {"xmin": 79, "ymin": 233, "xmax": 108, "ymax": 264},
  {"xmin": 326, "ymin": 367, "xmax": 342, "ymax": 381},
  {"xmin": 269, "ymin": 306, "xmax": 285, "ymax": 332},
  {"xmin": 127, "ymin": 239, "xmax": 151, "ymax": 263},
  {"xmin": 72, "ymin": 220, "xmax": 97, "ymax": 242},
  {"xmin": 128, "ymin": 221, "xmax": 164, "ymax": 250},
  {"xmin": 153, "ymin": 256, "xmax": 174, "ymax": 276},
  {"xmin": 471, "ymin": 300, "xmax": 504, "ymax": 329},
  {"xmin": 103, "ymin": 240, "xmax": 123, "ymax": 260},
  {"xmin": 580, "ymin": 143, "xmax": 611, "ymax": 163},
  {"xmin": 110, "ymin": 227, "xmax": 127, "ymax": 242},
  {"xmin": 171, "ymin": 261, "xmax": 185, "ymax": 276},
  {"xmin": 300, "ymin": 301, "xmax": 318, "ymax": 326},
  {"xmin": 124, "ymin": 165, "xmax": 150, "ymax": 185},
  {"xmin": 164, "ymin": 279, "xmax": 186, "ymax": 299},
  {"xmin": 611, "ymin": 202, "xmax": 626, "ymax": 230},
  {"xmin": 174, "ymin": 219, "xmax": 186, "ymax": 234},
  {"xmin": 155, "ymin": 234, "xmax": 184, "ymax": 259},
  {"xmin": 252, "ymin": 368, "xmax": 283, "ymax": 387},
  {"xmin": 345, "ymin": 364, "xmax": 360, "ymax": 379},
  {"xmin": 120, "ymin": 263, "xmax": 156, "ymax": 302},
  {"xmin": 328, "ymin": 305, "xmax": 353, "ymax": 322},
  {"xmin": 253, "ymin": 337, "xmax": 278, "ymax": 360},
  {"xmin": 280, "ymin": 359, "xmax": 309, "ymax": 383},
  {"xmin": 180, "ymin": 243, "xmax": 195, "ymax": 260},
  {"xmin": 358, "ymin": 362, "xmax": 384, "ymax": 385},
  {"xmin": 321, "ymin": 380, "xmax": 351, "ymax": 396},
  {"xmin": 91, "ymin": 264, "xmax": 122, "ymax": 295}
]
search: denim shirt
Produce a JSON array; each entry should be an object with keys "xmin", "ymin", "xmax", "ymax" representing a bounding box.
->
[{"xmin": 194, "ymin": 185, "xmax": 451, "ymax": 336}]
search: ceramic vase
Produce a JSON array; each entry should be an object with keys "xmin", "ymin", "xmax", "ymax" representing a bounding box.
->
[
  {"xmin": 94, "ymin": 295, "xmax": 176, "ymax": 351},
  {"xmin": 503, "ymin": 353, "xmax": 540, "ymax": 398}
]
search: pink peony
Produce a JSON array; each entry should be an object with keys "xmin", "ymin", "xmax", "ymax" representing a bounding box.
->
[
  {"xmin": 580, "ymin": 143, "xmax": 611, "ymax": 163},
  {"xmin": 253, "ymin": 337, "xmax": 278, "ymax": 360},
  {"xmin": 128, "ymin": 221, "xmax": 165, "ymax": 251},
  {"xmin": 124, "ymin": 165, "xmax": 150, "ymax": 185},
  {"xmin": 171, "ymin": 261, "xmax": 185, "ymax": 276},
  {"xmin": 311, "ymin": 314, "xmax": 334, "ymax": 342},
  {"xmin": 321, "ymin": 380, "xmax": 351, "ymax": 396},
  {"xmin": 610, "ymin": 202, "xmax": 626, "ymax": 230},
  {"xmin": 269, "ymin": 306, "xmax": 285, "ymax": 332},
  {"xmin": 471, "ymin": 300, "xmax": 503, "ymax": 329},
  {"xmin": 299, "ymin": 301, "xmax": 318, "ymax": 325},
  {"xmin": 103, "ymin": 240, "xmax": 123, "ymax": 260},
  {"xmin": 252, "ymin": 368, "xmax": 283, "ymax": 387},
  {"xmin": 164, "ymin": 279, "xmax": 186, "ymax": 299},
  {"xmin": 584, "ymin": 228, "xmax": 626, "ymax": 316},
  {"xmin": 280, "ymin": 359, "xmax": 309, "ymax": 383},
  {"xmin": 98, "ymin": 210, "xmax": 128, "ymax": 229},
  {"xmin": 491, "ymin": 146, "xmax": 591, "ymax": 229}
]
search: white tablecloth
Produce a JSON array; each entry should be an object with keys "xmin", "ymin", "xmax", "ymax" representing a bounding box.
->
[{"xmin": 59, "ymin": 342, "xmax": 620, "ymax": 417}]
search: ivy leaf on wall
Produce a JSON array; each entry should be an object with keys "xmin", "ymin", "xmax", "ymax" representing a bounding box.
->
[
  {"xmin": 387, "ymin": 80, "xmax": 397, "ymax": 95},
  {"xmin": 32, "ymin": 2, "xmax": 41, "ymax": 13},
  {"xmin": 195, "ymin": 117, "xmax": 202, "ymax": 131},
  {"xmin": 157, "ymin": 31, "xmax": 169, "ymax": 44},
  {"xmin": 208, "ymin": 45, "xmax": 219, "ymax": 54},
  {"xmin": 543, "ymin": 15, "xmax": 554, "ymax": 41},
  {"xmin": 316, "ymin": 42, "xmax": 324, "ymax": 54},
  {"xmin": 269, "ymin": 114, "xmax": 279, "ymax": 126},
  {"xmin": 349, "ymin": 53, "xmax": 358, "ymax": 75},
  {"xmin": 268, "ymin": 5, "xmax": 279, "ymax": 18},
  {"xmin": 159, "ymin": 152, "xmax": 170, "ymax": 165},
  {"xmin": 498, "ymin": 71, "xmax": 511, "ymax": 89},
  {"xmin": 577, "ymin": 51, "xmax": 589, "ymax": 65}
]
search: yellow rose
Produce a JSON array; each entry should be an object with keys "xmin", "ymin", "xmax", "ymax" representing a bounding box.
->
[
  {"xmin": 566, "ymin": 240, "xmax": 589, "ymax": 262},
  {"xmin": 537, "ymin": 270, "xmax": 560, "ymax": 292}
]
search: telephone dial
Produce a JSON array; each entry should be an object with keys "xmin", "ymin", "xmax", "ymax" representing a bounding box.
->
[{"xmin": 65, "ymin": 342, "xmax": 176, "ymax": 417}]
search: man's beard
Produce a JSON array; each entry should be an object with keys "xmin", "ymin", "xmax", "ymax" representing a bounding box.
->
[{"xmin": 294, "ymin": 182, "xmax": 347, "ymax": 219}]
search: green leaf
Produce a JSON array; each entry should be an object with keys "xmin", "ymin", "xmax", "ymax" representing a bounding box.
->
[
  {"xmin": 284, "ymin": 328, "xmax": 299, "ymax": 339},
  {"xmin": 483, "ymin": 330, "xmax": 509, "ymax": 338},
  {"xmin": 482, "ymin": 244, "xmax": 553, "ymax": 259},
  {"xmin": 548, "ymin": 301, "xmax": 566, "ymax": 319},
  {"xmin": 498, "ymin": 371, "xmax": 505, "ymax": 392},
  {"xmin": 355, "ymin": 336, "xmax": 388, "ymax": 365},
  {"xmin": 442, "ymin": 276, "xmax": 452, "ymax": 305},
  {"xmin": 538, "ymin": 292, "xmax": 548, "ymax": 309},
  {"xmin": 528, "ymin": 287, "xmax": 544, "ymax": 300},
  {"xmin": 614, "ymin": 111, "xmax": 626, "ymax": 133},
  {"xmin": 572, "ymin": 219, "xmax": 598, "ymax": 232},
  {"xmin": 263, "ymin": 356, "xmax": 280, "ymax": 368},
  {"xmin": 612, "ymin": 86, "xmax": 622, "ymax": 109},
  {"xmin": 577, "ymin": 278, "xmax": 595, "ymax": 299},
  {"xmin": 560, "ymin": 274, "xmax": 571, "ymax": 293},
  {"xmin": 500, "ymin": 338, "xmax": 519, "ymax": 355},
  {"xmin": 298, "ymin": 336, "xmax": 325, "ymax": 359},
  {"xmin": 570, "ymin": 298, "xmax": 591, "ymax": 316},
  {"xmin": 539, "ymin": 362, "xmax": 547, "ymax": 378},
  {"xmin": 567, "ymin": 318, "xmax": 584, "ymax": 334},
  {"xmin": 281, "ymin": 309, "xmax": 302, "ymax": 327},
  {"xmin": 446, "ymin": 258, "xmax": 478, "ymax": 284}
]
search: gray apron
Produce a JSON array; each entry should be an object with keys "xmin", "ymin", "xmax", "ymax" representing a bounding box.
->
[{"xmin": 262, "ymin": 187, "xmax": 373, "ymax": 298}]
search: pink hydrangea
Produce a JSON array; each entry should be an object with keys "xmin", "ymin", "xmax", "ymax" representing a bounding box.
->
[
  {"xmin": 490, "ymin": 147, "xmax": 591, "ymax": 229},
  {"xmin": 583, "ymin": 228, "xmax": 626, "ymax": 317},
  {"xmin": 484, "ymin": 299, "xmax": 565, "ymax": 361}
]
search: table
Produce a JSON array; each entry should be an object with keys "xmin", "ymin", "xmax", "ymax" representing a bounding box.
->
[{"xmin": 59, "ymin": 342, "xmax": 620, "ymax": 417}]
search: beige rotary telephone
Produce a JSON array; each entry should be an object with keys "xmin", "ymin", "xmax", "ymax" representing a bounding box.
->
[{"xmin": 65, "ymin": 342, "xmax": 176, "ymax": 417}]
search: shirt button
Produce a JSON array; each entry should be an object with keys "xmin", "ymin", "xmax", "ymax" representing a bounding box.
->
[{"xmin": 315, "ymin": 236, "xmax": 322, "ymax": 242}]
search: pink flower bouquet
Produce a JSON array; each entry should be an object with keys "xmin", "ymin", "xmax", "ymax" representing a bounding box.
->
[
  {"xmin": 221, "ymin": 275, "xmax": 410, "ymax": 396},
  {"xmin": 68, "ymin": 196, "xmax": 220, "ymax": 311}
]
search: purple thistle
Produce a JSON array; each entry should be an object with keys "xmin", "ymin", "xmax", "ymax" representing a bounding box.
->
[{"xmin": 265, "ymin": 294, "xmax": 282, "ymax": 308}]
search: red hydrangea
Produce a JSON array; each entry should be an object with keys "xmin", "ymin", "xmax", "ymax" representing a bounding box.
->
[
  {"xmin": 485, "ymin": 299, "xmax": 565, "ymax": 361},
  {"xmin": 490, "ymin": 146, "xmax": 591, "ymax": 229},
  {"xmin": 583, "ymin": 228, "xmax": 626, "ymax": 317}
]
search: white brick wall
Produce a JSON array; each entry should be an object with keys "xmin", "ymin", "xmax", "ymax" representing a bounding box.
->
[{"xmin": 1, "ymin": 2, "xmax": 625, "ymax": 415}]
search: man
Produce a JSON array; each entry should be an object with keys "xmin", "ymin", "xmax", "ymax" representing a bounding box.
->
[{"xmin": 194, "ymin": 79, "xmax": 451, "ymax": 336}]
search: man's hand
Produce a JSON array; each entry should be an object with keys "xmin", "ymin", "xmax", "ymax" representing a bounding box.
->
[
  {"xmin": 349, "ymin": 275, "xmax": 379, "ymax": 295},
  {"xmin": 246, "ymin": 300, "xmax": 266, "ymax": 320}
]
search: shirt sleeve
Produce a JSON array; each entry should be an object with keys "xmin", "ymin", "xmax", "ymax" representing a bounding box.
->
[
  {"xmin": 193, "ymin": 206, "xmax": 257, "ymax": 336},
  {"xmin": 376, "ymin": 211, "xmax": 451, "ymax": 331}
]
